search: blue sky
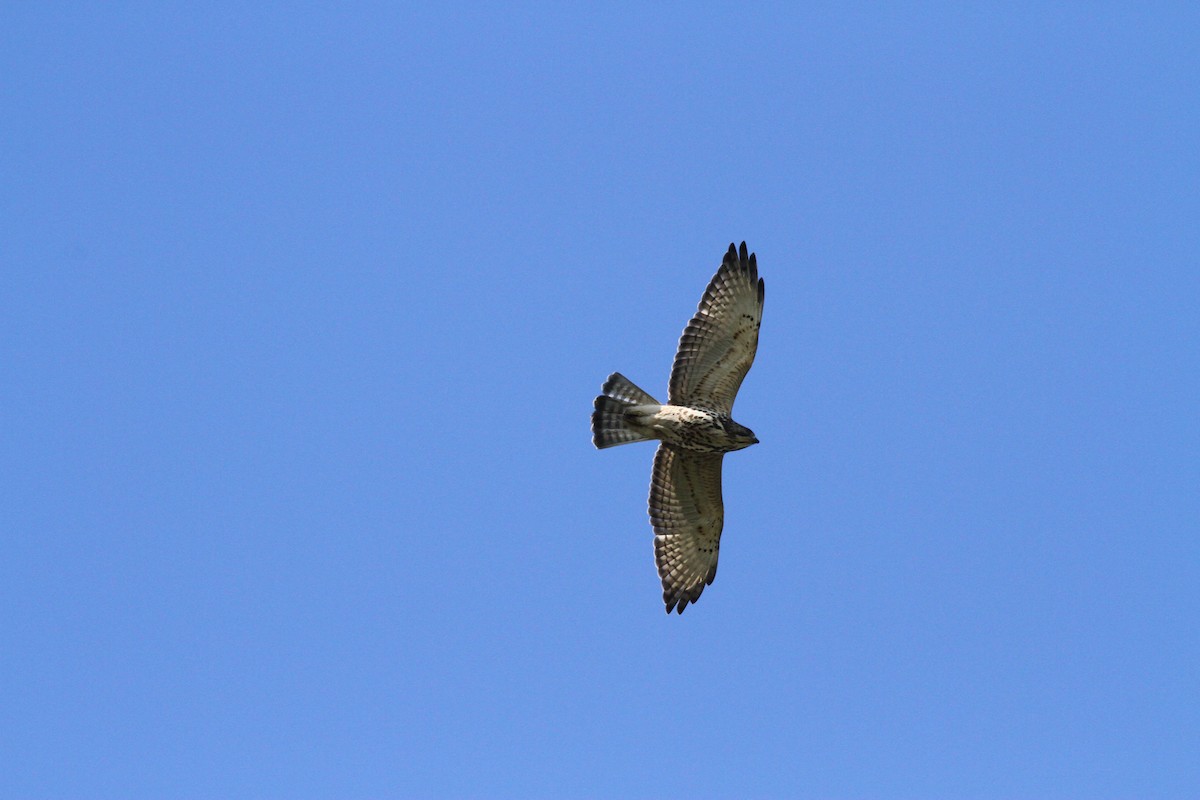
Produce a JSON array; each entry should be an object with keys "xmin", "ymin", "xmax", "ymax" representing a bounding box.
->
[{"xmin": 3, "ymin": 4, "xmax": 1198, "ymax": 797}]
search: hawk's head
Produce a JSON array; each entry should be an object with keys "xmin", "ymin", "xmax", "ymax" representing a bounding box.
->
[{"xmin": 724, "ymin": 419, "xmax": 759, "ymax": 450}]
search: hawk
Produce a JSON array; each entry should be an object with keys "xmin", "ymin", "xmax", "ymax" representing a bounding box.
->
[{"xmin": 592, "ymin": 242, "xmax": 765, "ymax": 613}]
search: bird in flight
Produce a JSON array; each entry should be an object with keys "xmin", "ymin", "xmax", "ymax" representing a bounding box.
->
[{"xmin": 592, "ymin": 242, "xmax": 764, "ymax": 613}]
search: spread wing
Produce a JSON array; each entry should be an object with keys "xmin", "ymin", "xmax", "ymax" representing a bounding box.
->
[
  {"xmin": 668, "ymin": 242, "xmax": 765, "ymax": 414},
  {"xmin": 649, "ymin": 444, "xmax": 724, "ymax": 614}
]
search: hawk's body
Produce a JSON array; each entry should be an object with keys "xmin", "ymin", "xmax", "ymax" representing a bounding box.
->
[
  {"xmin": 612, "ymin": 403, "xmax": 754, "ymax": 453},
  {"xmin": 592, "ymin": 242, "xmax": 764, "ymax": 613}
]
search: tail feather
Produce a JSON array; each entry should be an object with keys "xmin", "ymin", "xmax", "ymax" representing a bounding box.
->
[
  {"xmin": 601, "ymin": 372, "xmax": 659, "ymax": 406},
  {"xmin": 592, "ymin": 372, "xmax": 661, "ymax": 449}
]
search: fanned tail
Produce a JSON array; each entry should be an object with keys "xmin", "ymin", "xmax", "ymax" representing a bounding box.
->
[{"xmin": 592, "ymin": 372, "xmax": 661, "ymax": 449}]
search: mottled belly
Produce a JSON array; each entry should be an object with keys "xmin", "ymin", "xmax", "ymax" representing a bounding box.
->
[{"xmin": 651, "ymin": 406, "xmax": 733, "ymax": 453}]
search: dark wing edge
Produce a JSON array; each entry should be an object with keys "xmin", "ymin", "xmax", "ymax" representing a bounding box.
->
[
  {"xmin": 668, "ymin": 241, "xmax": 765, "ymax": 411},
  {"xmin": 648, "ymin": 444, "xmax": 725, "ymax": 614}
]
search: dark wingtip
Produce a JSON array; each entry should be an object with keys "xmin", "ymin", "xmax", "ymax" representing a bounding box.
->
[
  {"xmin": 663, "ymin": 593, "xmax": 689, "ymax": 614},
  {"xmin": 663, "ymin": 593, "xmax": 697, "ymax": 614},
  {"xmin": 723, "ymin": 243, "xmax": 738, "ymax": 269},
  {"xmin": 739, "ymin": 241, "xmax": 748, "ymax": 262}
]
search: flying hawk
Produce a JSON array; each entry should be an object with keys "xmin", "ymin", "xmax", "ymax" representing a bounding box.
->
[{"xmin": 592, "ymin": 242, "xmax": 764, "ymax": 613}]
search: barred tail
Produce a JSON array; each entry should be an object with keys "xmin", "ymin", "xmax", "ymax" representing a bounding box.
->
[{"xmin": 592, "ymin": 372, "xmax": 661, "ymax": 449}]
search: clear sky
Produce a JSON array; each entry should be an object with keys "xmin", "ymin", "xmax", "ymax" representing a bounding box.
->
[{"xmin": 3, "ymin": 4, "xmax": 1198, "ymax": 798}]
